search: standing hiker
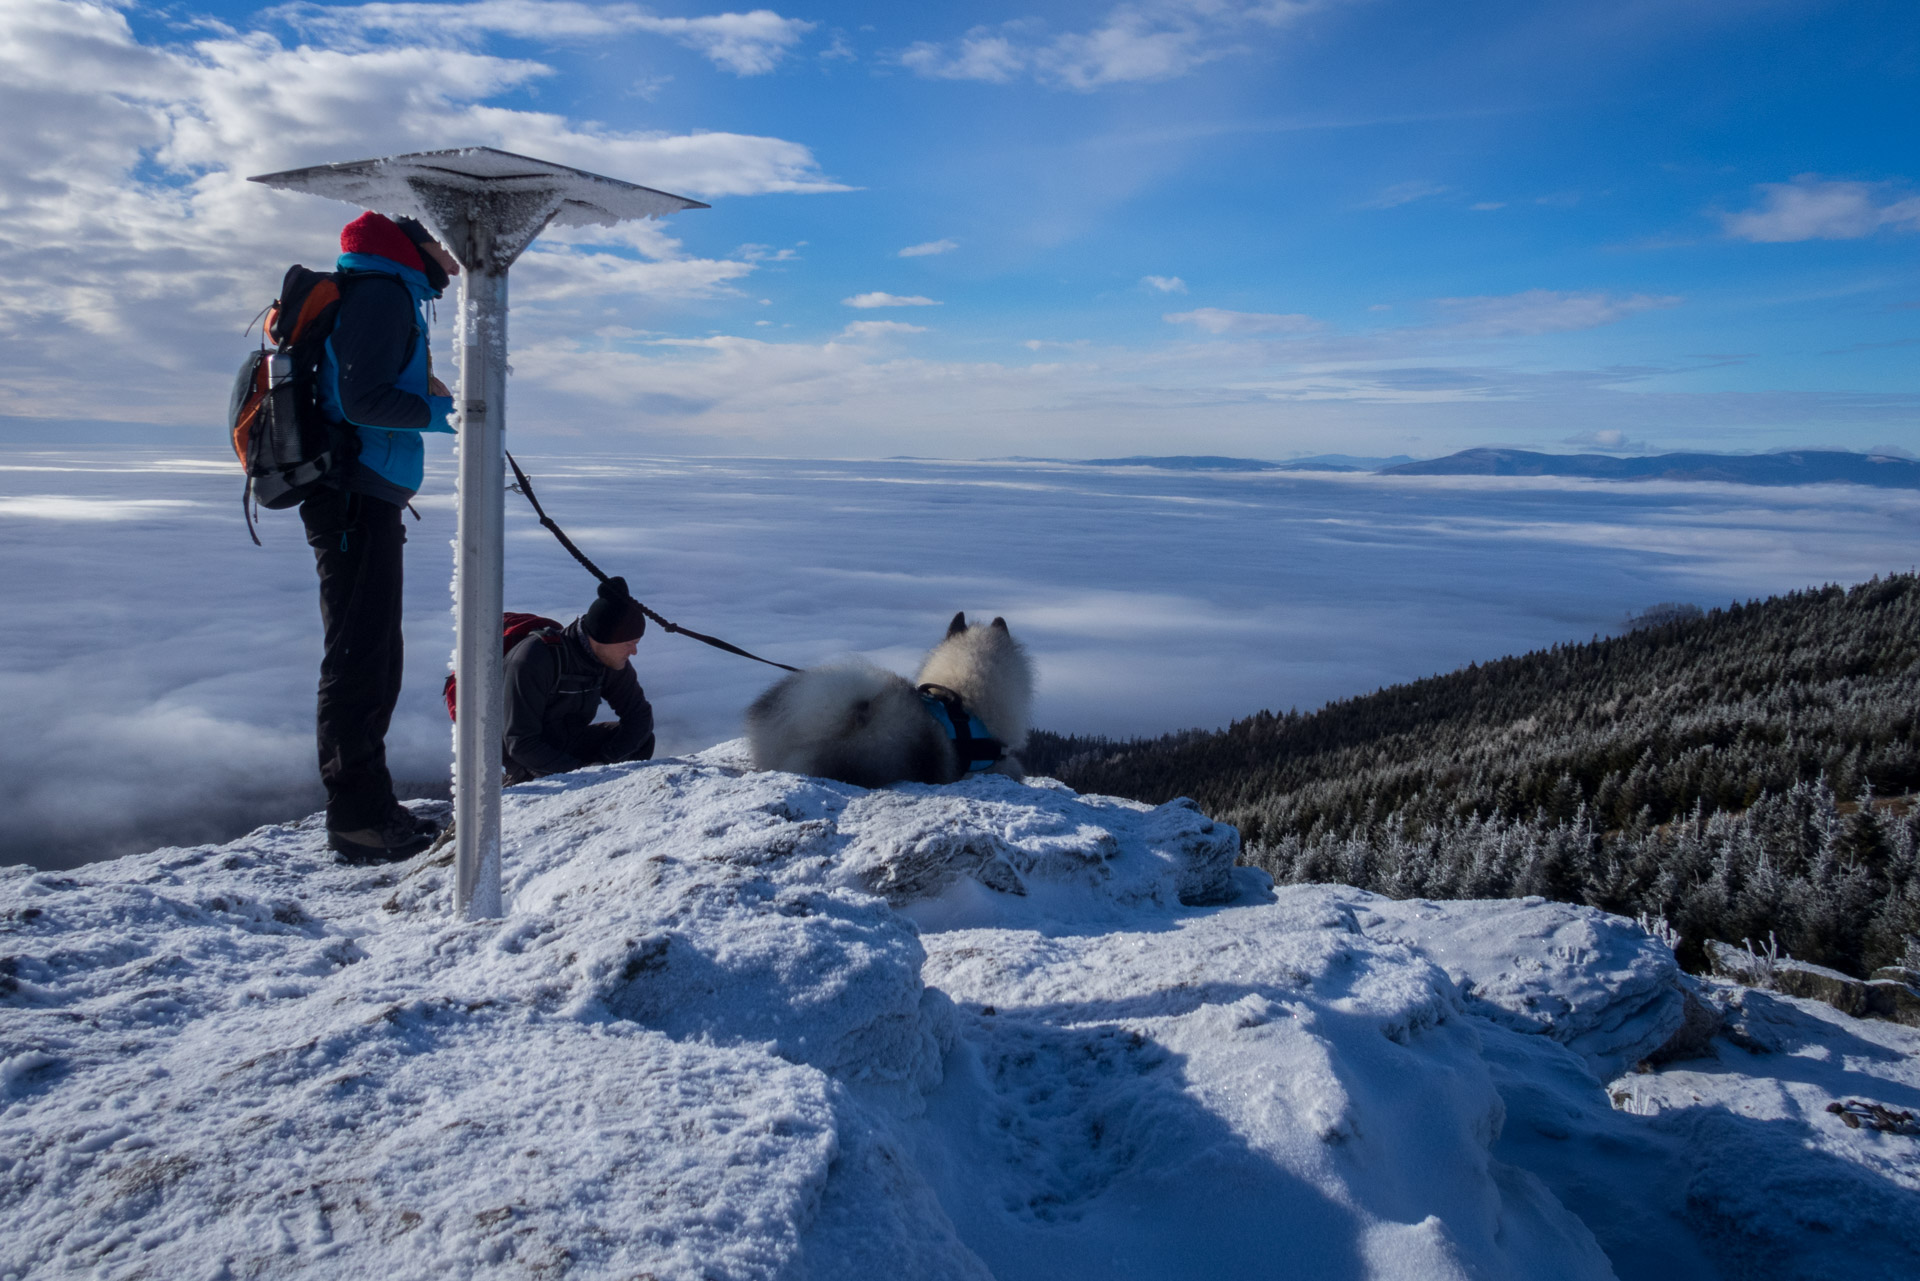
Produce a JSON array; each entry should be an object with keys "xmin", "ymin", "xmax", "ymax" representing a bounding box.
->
[
  {"xmin": 502, "ymin": 577, "xmax": 657, "ymax": 785},
  {"xmin": 305, "ymin": 211, "xmax": 459, "ymax": 863}
]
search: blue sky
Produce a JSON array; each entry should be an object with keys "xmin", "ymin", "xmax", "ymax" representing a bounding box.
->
[{"xmin": 2, "ymin": 0, "xmax": 1916, "ymax": 457}]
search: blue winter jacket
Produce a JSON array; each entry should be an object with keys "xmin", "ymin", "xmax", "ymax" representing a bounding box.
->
[{"xmin": 318, "ymin": 252, "xmax": 455, "ymax": 504}]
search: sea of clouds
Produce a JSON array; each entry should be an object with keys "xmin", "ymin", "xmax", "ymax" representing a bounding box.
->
[{"xmin": 3, "ymin": 446, "xmax": 1917, "ymax": 869}]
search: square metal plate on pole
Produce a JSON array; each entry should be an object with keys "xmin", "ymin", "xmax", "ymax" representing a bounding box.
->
[{"xmin": 250, "ymin": 148, "xmax": 707, "ymax": 919}]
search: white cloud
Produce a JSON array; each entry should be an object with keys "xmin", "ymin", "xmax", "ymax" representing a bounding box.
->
[
  {"xmin": 1721, "ymin": 175, "xmax": 1920, "ymax": 243},
  {"xmin": 1141, "ymin": 275, "xmax": 1187, "ymax": 293},
  {"xmin": 622, "ymin": 9, "xmax": 814, "ymax": 75},
  {"xmin": 1165, "ymin": 307, "xmax": 1318, "ymax": 334},
  {"xmin": 1434, "ymin": 290, "xmax": 1681, "ymax": 337},
  {"xmin": 462, "ymin": 113, "xmax": 851, "ymax": 198},
  {"xmin": 17, "ymin": 449, "xmax": 1915, "ymax": 868},
  {"xmin": 0, "ymin": 496, "xmax": 201, "ymax": 521},
  {"xmin": 0, "ymin": 0, "xmax": 843, "ymax": 427},
  {"xmin": 840, "ymin": 320, "xmax": 928, "ymax": 339},
  {"xmin": 842, "ymin": 292, "xmax": 942, "ymax": 308},
  {"xmin": 901, "ymin": 0, "xmax": 1329, "ymax": 91},
  {"xmin": 491, "ymin": 313, "xmax": 1919, "ymax": 464},
  {"xmin": 272, "ymin": 1, "xmax": 816, "ymax": 75},
  {"xmin": 1470, "ymin": 201, "xmax": 1505, "ymax": 212},
  {"xmin": 900, "ymin": 29, "xmax": 1028, "ymax": 83},
  {"xmin": 1562, "ymin": 429, "xmax": 1650, "ymax": 453},
  {"xmin": 735, "ymin": 243, "xmax": 801, "ymax": 262},
  {"xmin": 513, "ymin": 244, "xmax": 755, "ymax": 304},
  {"xmin": 1359, "ymin": 181, "xmax": 1448, "ymax": 210},
  {"xmin": 539, "ymin": 218, "xmax": 689, "ymax": 258},
  {"xmin": 629, "ymin": 72, "xmax": 673, "ymax": 100},
  {"xmin": 899, "ymin": 238, "xmax": 959, "ymax": 257}
]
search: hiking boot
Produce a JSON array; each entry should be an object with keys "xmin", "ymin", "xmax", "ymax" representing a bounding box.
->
[
  {"xmin": 390, "ymin": 802, "xmax": 445, "ymax": 839},
  {"xmin": 329, "ymin": 814, "xmax": 434, "ymax": 864}
]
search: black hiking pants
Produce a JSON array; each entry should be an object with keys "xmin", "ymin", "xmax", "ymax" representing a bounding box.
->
[
  {"xmin": 502, "ymin": 721, "xmax": 657, "ymax": 786},
  {"xmin": 301, "ymin": 489, "xmax": 406, "ymax": 831}
]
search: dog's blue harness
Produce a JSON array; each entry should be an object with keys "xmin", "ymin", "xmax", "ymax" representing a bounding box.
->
[{"xmin": 917, "ymin": 683, "xmax": 1006, "ymax": 773}]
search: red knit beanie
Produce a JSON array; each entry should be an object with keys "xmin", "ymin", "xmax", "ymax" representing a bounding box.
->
[{"xmin": 340, "ymin": 212, "xmax": 425, "ymax": 271}]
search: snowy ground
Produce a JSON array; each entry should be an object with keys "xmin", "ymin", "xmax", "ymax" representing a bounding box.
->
[
  {"xmin": 5, "ymin": 750, "xmax": 1916, "ymax": 1280},
  {"xmin": 6, "ymin": 446, "xmax": 1920, "ymax": 867}
]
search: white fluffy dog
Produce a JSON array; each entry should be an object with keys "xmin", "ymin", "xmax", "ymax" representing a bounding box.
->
[{"xmin": 745, "ymin": 613, "xmax": 1033, "ymax": 788}]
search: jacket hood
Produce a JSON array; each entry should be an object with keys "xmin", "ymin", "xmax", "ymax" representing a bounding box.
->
[{"xmin": 336, "ymin": 252, "xmax": 442, "ymax": 301}]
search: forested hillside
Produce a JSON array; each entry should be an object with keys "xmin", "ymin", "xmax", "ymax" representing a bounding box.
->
[{"xmin": 1026, "ymin": 576, "xmax": 1920, "ymax": 976}]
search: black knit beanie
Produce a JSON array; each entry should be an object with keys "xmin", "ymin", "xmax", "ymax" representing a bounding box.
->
[{"xmin": 584, "ymin": 576, "xmax": 647, "ymax": 644}]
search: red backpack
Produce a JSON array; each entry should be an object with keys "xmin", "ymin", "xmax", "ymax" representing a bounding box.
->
[{"xmin": 443, "ymin": 613, "xmax": 563, "ymax": 721}]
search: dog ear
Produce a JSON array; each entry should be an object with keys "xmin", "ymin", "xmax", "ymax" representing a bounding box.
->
[
  {"xmin": 947, "ymin": 612, "xmax": 968, "ymax": 637},
  {"xmin": 991, "ymin": 617, "xmax": 1008, "ymax": 632}
]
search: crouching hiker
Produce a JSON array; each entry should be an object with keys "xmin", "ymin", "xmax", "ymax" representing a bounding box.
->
[{"xmin": 503, "ymin": 577, "xmax": 657, "ymax": 785}]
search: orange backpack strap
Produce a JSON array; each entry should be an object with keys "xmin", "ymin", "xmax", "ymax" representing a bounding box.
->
[{"xmin": 287, "ymin": 278, "xmax": 341, "ymax": 344}]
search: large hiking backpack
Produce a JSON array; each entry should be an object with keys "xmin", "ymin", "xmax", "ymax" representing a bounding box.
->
[
  {"xmin": 228, "ymin": 265, "xmax": 361, "ymax": 542},
  {"xmin": 443, "ymin": 613, "xmax": 565, "ymax": 721}
]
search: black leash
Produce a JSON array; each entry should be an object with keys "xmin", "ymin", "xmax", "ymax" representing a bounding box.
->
[{"xmin": 504, "ymin": 452, "xmax": 799, "ymax": 674}]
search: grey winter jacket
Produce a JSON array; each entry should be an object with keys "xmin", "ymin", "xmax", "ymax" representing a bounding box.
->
[{"xmin": 502, "ymin": 619, "xmax": 654, "ymax": 778}]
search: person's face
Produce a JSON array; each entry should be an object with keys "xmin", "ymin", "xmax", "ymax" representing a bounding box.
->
[
  {"xmin": 420, "ymin": 239, "xmax": 460, "ymax": 278},
  {"xmin": 590, "ymin": 636, "xmax": 639, "ymax": 669}
]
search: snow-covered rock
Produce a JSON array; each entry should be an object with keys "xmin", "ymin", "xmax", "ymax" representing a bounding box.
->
[
  {"xmin": 4, "ymin": 747, "xmax": 1917, "ymax": 1280},
  {"xmin": 1355, "ymin": 897, "xmax": 1691, "ymax": 1078}
]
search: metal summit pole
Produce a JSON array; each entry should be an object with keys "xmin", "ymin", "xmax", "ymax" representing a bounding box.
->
[
  {"xmin": 249, "ymin": 148, "xmax": 706, "ymax": 919},
  {"xmin": 452, "ymin": 220, "xmax": 509, "ymax": 918}
]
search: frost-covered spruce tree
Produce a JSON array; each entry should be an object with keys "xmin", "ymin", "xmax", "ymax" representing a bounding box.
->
[{"xmin": 1864, "ymin": 808, "xmax": 1920, "ymax": 970}]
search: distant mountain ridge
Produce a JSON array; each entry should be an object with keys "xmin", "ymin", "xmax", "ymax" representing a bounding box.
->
[
  {"xmin": 1001, "ymin": 453, "xmax": 1417, "ymax": 471},
  {"xmin": 1006, "ymin": 448, "xmax": 1918, "ymax": 488},
  {"xmin": 1383, "ymin": 447, "xmax": 1920, "ymax": 488}
]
